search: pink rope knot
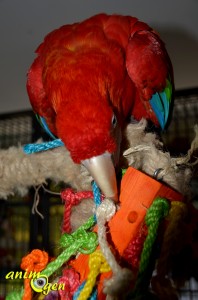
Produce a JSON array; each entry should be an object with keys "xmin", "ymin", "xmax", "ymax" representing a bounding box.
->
[
  {"xmin": 58, "ymin": 268, "xmax": 80, "ymax": 300},
  {"xmin": 61, "ymin": 188, "xmax": 93, "ymax": 233}
]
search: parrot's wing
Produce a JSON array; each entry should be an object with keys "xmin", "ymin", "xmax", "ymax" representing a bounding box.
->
[
  {"xmin": 35, "ymin": 114, "xmax": 57, "ymax": 139},
  {"xmin": 149, "ymin": 78, "xmax": 172, "ymax": 129},
  {"xmin": 27, "ymin": 57, "xmax": 57, "ymax": 137},
  {"xmin": 27, "ymin": 57, "xmax": 46, "ymax": 114},
  {"xmin": 126, "ymin": 29, "xmax": 174, "ymax": 129}
]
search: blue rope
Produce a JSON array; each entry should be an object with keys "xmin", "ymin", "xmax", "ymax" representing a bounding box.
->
[
  {"xmin": 73, "ymin": 281, "xmax": 97, "ymax": 300},
  {"xmin": 92, "ymin": 181, "xmax": 102, "ymax": 222},
  {"xmin": 23, "ymin": 139, "xmax": 64, "ymax": 154},
  {"xmin": 92, "ymin": 181, "xmax": 101, "ymax": 208}
]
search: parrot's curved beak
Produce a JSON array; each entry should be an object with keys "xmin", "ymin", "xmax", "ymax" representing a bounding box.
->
[{"xmin": 82, "ymin": 152, "xmax": 118, "ymax": 202}]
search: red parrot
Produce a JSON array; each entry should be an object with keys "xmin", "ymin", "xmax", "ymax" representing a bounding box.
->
[{"xmin": 26, "ymin": 13, "xmax": 174, "ymax": 201}]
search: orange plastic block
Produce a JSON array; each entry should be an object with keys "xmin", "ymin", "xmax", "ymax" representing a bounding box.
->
[
  {"xmin": 71, "ymin": 167, "xmax": 184, "ymax": 296},
  {"xmin": 108, "ymin": 167, "xmax": 184, "ymax": 255}
]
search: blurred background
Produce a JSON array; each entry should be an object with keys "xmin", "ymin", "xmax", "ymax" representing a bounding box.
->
[{"xmin": 0, "ymin": 1, "xmax": 198, "ymax": 299}]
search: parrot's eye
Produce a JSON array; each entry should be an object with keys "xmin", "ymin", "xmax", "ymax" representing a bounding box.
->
[{"xmin": 111, "ymin": 114, "xmax": 117, "ymax": 128}]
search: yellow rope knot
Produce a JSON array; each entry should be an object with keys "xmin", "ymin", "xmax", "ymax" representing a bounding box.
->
[
  {"xmin": 169, "ymin": 201, "xmax": 187, "ymax": 219},
  {"xmin": 89, "ymin": 250, "xmax": 111, "ymax": 273},
  {"xmin": 78, "ymin": 250, "xmax": 111, "ymax": 300}
]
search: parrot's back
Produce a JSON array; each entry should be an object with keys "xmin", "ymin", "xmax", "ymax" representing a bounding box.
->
[{"xmin": 27, "ymin": 13, "xmax": 173, "ymax": 139}]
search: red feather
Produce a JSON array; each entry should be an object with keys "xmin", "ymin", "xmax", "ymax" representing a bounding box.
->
[{"xmin": 27, "ymin": 13, "xmax": 173, "ymax": 163}]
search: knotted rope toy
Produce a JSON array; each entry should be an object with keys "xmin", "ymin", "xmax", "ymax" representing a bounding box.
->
[
  {"xmin": 6, "ymin": 168, "xmax": 192, "ymax": 299},
  {"xmin": 4, "ymin": 119, "xmax": 198, "ymax": 299}
]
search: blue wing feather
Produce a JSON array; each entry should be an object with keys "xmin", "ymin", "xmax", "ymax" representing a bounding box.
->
[
  {"xmin": 149, "ymin": 79, "xmax": 172, "ymax": 130},
  {"xmin": 36, "ymin": 114, "xmax": 57, "ymax": 139}
]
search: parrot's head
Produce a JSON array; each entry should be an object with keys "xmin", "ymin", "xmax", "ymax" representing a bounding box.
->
[{"xmin": 56, "ymin": 95, "xmax": 121, "ymax": 202}]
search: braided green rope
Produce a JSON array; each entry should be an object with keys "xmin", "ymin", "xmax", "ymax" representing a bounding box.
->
[
  {"xmin": 42, "ymin": 216, "xmax": 97, "ymax": 277},
  {"xmin": 5, "ymin": 290, "xmax": 23, "ymax": 300},
  {"xmin": 122, "ymin": 168, "xmax": 127, "ymax": 177},
  {"xmin": 6, "ymin": 215, "xmax": 97, "ymax": 300},
  {"xmin": 133, "ymin": 197, "xmax": 170, "ymax": 297}
]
